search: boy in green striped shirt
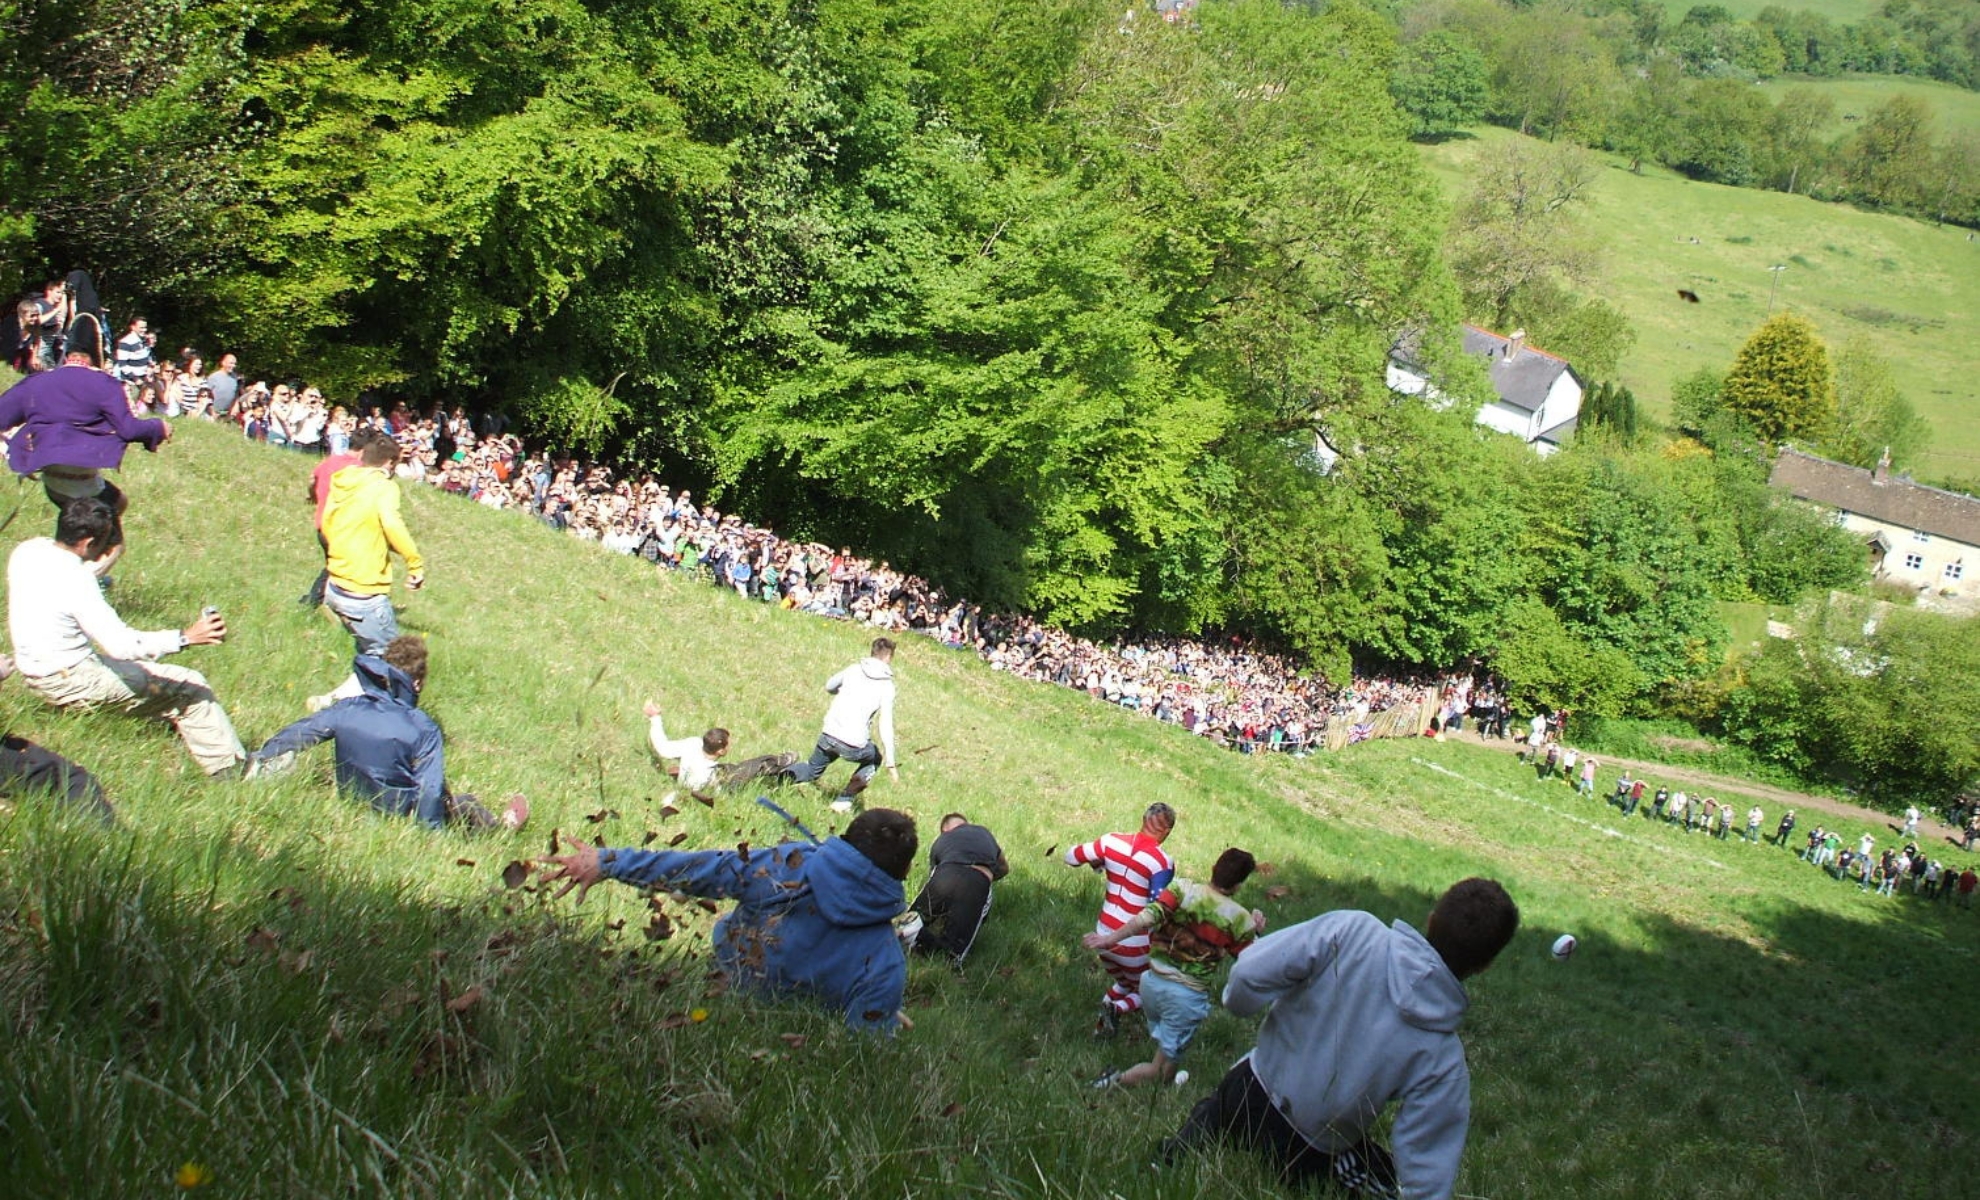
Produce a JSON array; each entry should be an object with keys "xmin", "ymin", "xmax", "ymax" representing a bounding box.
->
[{"xmin": 1086, "ymin": 847, "xmax": 1266, "ymax": 1089}]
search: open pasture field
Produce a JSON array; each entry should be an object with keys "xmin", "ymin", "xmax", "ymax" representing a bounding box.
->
[
  {"xmin": 1757, "ymin": 73, "xmax": 1980, "ymax": 139},
  {"xmin": 0, "ymin": 424, "xmax": 1975, "ymax": 1197},
  {"xmin": 1423, "ymin": 127, "xmax": 1980, "ymax": 480},
  {"xmin": 1667, "ymin": 0, "xmax": 1878, "ymax": 22}
]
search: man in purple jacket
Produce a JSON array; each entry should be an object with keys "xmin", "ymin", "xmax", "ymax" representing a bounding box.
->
[{"xmin": 0, "ymin": 313, "xmax": 169, "ymax": 558}]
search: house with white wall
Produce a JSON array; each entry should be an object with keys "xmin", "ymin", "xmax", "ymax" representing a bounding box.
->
[
  {"xmin": 1770, "ymin": 447, "xmax": 1980, "ymax": 609},
  {"xmin": 1387, "ymin": 325, "xmax": 1584, "ymax": 454}
]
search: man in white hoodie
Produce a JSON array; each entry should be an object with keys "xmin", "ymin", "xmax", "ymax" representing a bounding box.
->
[
  {"xmin": 783, "ymin": 637, "xmax": 898, "ymax": 813},
  {"xmin": 1161, "ymin": 877, "xmax": 1519, "ymax": 1200}
]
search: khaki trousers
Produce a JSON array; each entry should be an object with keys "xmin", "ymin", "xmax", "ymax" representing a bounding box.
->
[{"xmin": 27, "ymin": 656, "xmax": 245, "ymax": 775}]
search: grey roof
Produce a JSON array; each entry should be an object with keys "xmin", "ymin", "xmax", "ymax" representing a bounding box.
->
[
  {"xmin": 1462, "ymin": 326, "xmax": 1576, "ymax": 415},
  {"xmin": 1770, "ymin": 447, "xmax": 1980, "ymax": 547},
  {"xmin": 1535, "ymin": 413, "xmax": 1579, "ymax": 445}
]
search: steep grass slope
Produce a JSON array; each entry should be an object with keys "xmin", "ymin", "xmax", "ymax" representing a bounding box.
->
[{"xmin": 0, "ymin": 423, "xmax": 1974, "ymax": 1198}]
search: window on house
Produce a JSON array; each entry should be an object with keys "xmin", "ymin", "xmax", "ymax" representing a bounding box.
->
[
  {"xmin": 1903, "ymin": 553, "xmax": 1925, "ymax": 571},
  {"xmin": 1913, "ymin": 530, "xmax": 1931, "ymax": 543},
  {"xmin": 1947, "ymin": 563, "xmax": 1965, "ymax": 582}
]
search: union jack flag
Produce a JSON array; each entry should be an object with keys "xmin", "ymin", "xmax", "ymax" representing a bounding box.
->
[{"xmin": 1346, "ymin": 722, "xmax": 1375, "ymax": 745}]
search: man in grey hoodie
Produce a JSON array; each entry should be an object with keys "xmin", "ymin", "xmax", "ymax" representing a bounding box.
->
[
  {"xmin": 1162, "ymin": 877, "xmax": 1519, "ymax": 1200},
  {"xmin": 782, "ymin": 636, "xmax": 899, "ymax": 813}
]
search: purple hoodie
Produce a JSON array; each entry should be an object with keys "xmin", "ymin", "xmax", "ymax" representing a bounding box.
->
[{"xmin": 0, "ymin": 365, "xmax": 166, "ymax": 475}]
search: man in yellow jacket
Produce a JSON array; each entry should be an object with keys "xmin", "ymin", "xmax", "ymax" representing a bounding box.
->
[{"xmin": 312, "ymin": 437, "xmax": 425, "ymax": 709}]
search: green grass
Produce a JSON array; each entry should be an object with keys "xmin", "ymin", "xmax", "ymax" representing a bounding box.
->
[
  {"xmin": 3, "ymin": 423, "xmax": 1978, "ymax": 1197},
  {"xmin": 1422, "ymin": 126, "xmax": 1980, "ymax": 480},
  {"xmin": 1757, "ymin": 73, "xmax": 1980, "ymax": 139},
  {"xmin": 1664, "ymin": 0, "xmax": 1878, "ymax": 21},
  {"xmin": 1717, "ymin": 600, "xmax": 1782, "ymax": 656}
]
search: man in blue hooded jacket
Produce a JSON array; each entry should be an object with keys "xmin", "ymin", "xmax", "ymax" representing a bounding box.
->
[
  {"xmin": 539, "ymin": 807, "xmax": 918, "ymax": 1033},
  {"xmin": 249, "ymin": 635, "xmax": 525, "ymax": 832}
]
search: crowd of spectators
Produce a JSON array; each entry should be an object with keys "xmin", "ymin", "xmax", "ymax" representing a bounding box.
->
[{"xmin": 109, "ymin": 335, "xmax": 1476, "ymax": 753}]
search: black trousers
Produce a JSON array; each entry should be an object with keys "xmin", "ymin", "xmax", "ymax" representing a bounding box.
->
[
  {"xmin": 909, "ymin": 864, "xmax": 993, "ymax": 963},
  {"xmin": 1167, "ymin": 1058, "xmax": 1398, "ymax": 1198},
  {"xmin": 0, "ymin": 735, "xmax": 113, "ymax": 823}
]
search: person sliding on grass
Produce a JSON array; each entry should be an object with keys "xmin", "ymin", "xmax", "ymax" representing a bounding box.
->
[
  {"xmin": 1088, "ymin": 847, "xmax": 1264, "ymax": 1090},
  {"xmin": 1161, "ymin": 877, "xmax": 1520, "ymax": 1200},
  {"xmin": 250, "ymin": 635, "xmax": 526, "ymax": 832},
  {"xmin": 1066, "ymin": 802, "xmax": 1176, "ymax": 1037},
  {"xmin": 539, "ymin": 807, "xmax": 919, "ymax": 1033},
  {"xmin": 907, "ymin": 812, "xmax": 1009, "ymax": 967}
]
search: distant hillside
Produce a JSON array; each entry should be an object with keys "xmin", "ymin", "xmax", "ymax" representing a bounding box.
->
[
  {"xmin": 1422, "ymin": 126, "xmax": 1980, "ymax": 480},
  {"xmin": 1756, "ymin": 72, "xmax": 1980, "ymax": 138}
]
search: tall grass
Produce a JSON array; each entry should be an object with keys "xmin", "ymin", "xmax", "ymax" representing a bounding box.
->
[{"xmin": 0, "ymin": 423, "xmax": 1974, "ymax": 1197}]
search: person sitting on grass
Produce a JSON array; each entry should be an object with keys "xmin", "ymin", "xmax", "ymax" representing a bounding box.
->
[
  {"xmin": 538, "ymin": 807, "xmax": 919, "ymax": 1033},
  {"xmin": 248, "ymin": 635, "xmax": 526, "ymax": 832},
  {"xmin": 1160, "ymin": 877, "xmax": 1520, "ymax": 1200},
  {"xmin": 7, "ymin": 497, "xmax": 244, "ymax": 777},
  {"xmin": 1087, "ymin": 847, "xmax": 1265, "ymax": 1090}
]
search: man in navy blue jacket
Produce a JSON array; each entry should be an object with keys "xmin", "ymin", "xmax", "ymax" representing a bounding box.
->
[
  {"xmin": 250, "ymin": 635, "xmax": 525, "ymax": 831},
  {"xmin": 540, "ymin": 808, "xmax": 918, "ymax": 1032}
]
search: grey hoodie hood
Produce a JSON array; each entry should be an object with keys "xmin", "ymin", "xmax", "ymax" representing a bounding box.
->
[{"xmin": 1387, "ymin": 918, "xmax": 1467, "ymax": 1033}]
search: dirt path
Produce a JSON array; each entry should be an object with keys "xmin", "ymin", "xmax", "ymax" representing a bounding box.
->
[{"xmin": 1453, "ymin": 730, "xmax": 1971, "ymax": 851}]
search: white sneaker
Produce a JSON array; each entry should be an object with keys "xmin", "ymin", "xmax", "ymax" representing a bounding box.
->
[
  {"xmin": 828, "ymin": 798, "xmax": 855, "ymax": 815},
  {"xmin": 895, "ymin": 911, "xmax": 923, "ymax": 950}
]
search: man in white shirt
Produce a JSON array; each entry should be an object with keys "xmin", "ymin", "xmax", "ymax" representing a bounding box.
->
[
  {"xmin": 643, "ymin": 699, "xmax": 729, "ymax": 796},
  {"xmin": 7, "ymin": 497, "xmax": 244, "ymax": 775},
  {"xmin": 782, "ymin": 637, "xmax": 899, "ymax": 813}
]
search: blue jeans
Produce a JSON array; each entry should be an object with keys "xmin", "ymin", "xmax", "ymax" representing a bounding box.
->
[
  {"xmin": 325, "ymin": 585, "xmax": 399, "ymax": 657},
  {"xmin": 784, "ymin": 733, "xmax": 881, "ymax": 795},
  {"xmin": 1140, "ymin": 969, "xmax": 1213, "ymax": 1062}
]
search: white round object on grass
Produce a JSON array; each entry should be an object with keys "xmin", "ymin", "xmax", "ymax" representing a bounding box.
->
[
  {"xmin": 1173, "ymin": 1069, "xmax": 1190, "ymax": 1087},
  {"xmin": 1551, "ymin": 933, "xmax": 1578, "ymax": 961}
]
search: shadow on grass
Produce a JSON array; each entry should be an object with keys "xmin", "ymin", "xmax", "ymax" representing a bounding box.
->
[{"xmin": 4, "ymin": 786, "xmax": 1978, "ymax": 1198}]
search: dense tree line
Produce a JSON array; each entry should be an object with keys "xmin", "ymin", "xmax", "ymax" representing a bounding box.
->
[
  {"xmin": 1, "ymin": 0, "xmax": 1877, "ymax": 716},
  {"xmin": 1394, "ymin": 0, "xmax": 1980, "ymax": 227}
]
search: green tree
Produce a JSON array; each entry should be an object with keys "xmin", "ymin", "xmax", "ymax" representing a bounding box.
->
[
  {"xmin": 1609, "ymin": 58, "xmax": 1686, "ymax": 174},
  {"xmin": 1391, "ymin": 30, "xmax": 1489, "ymax": 140},
  {"xmin": 1447, "ymin": 138, "xmax": 1600, "ymax": 329},
  {"xmin": 1837, "ymin": 94, "xmax": 1936, "ymax": 213},
  {"xmin": 1821, "ymin": 340, "xmax": 1930, "ymax": 471},
  {"xmin": 1672, "ymin": 78, "xmax": 1772, "ymax": 186},
  {"xmin": 1721, "ymin": 312, "xmax": 1837, "ymax": 443},
  {"xmin": 1490, "ymin": 598, "xmax": 1644, "ymax": 717}
]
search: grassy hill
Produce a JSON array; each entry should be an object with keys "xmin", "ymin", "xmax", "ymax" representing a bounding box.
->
[
  {"xmin": 1421, "ymin": 126, "xmax": 1980, "ymax": 481},
  {"xmin": 1757, "ymin": 73, "xmax": 1980, "ymax": 139},
  {"xmin": 1670, "ymin": 0, "xmax": 1877, "ymax": 21},
  {"xmin": 2, "ymin": 423, "xmax": 1976, "ymax": 1197}
]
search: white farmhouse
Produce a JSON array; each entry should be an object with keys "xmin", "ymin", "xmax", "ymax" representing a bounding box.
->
[
  {"xmin": 1770, "ymin": 447, "xmax": 1980, "ymax": 609},
  {"xmin": 1387, "ymin": 325, "xmax": 1585, "ymax": 454}
]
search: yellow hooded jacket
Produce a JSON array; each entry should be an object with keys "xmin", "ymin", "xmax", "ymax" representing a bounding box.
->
[{"xmin": 322, "ymin": 465, "xmax": 424, "ymax": 597}]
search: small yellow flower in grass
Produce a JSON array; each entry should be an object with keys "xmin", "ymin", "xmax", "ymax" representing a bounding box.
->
[
  {"xmin": 175, "ymin": 1161, "xmax": 215, "ymax": 1189},
  {"xmin": 689, "ymin": 1008, "xmax": 709, "ymax": 1023}
]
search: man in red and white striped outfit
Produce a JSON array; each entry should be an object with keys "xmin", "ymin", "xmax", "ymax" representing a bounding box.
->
[{"xmin": 1065, "ymin": 802, "xmax": 1177, "ymax": 1037}]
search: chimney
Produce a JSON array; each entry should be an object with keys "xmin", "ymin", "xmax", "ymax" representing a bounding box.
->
[
  {"xmin": 1505, "ymin": 328, "xmax": 1526, "ymax": 362},
  {"xmin": 1872, "ymin": 447, "xmax": 1891, "ymax": 484}
]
